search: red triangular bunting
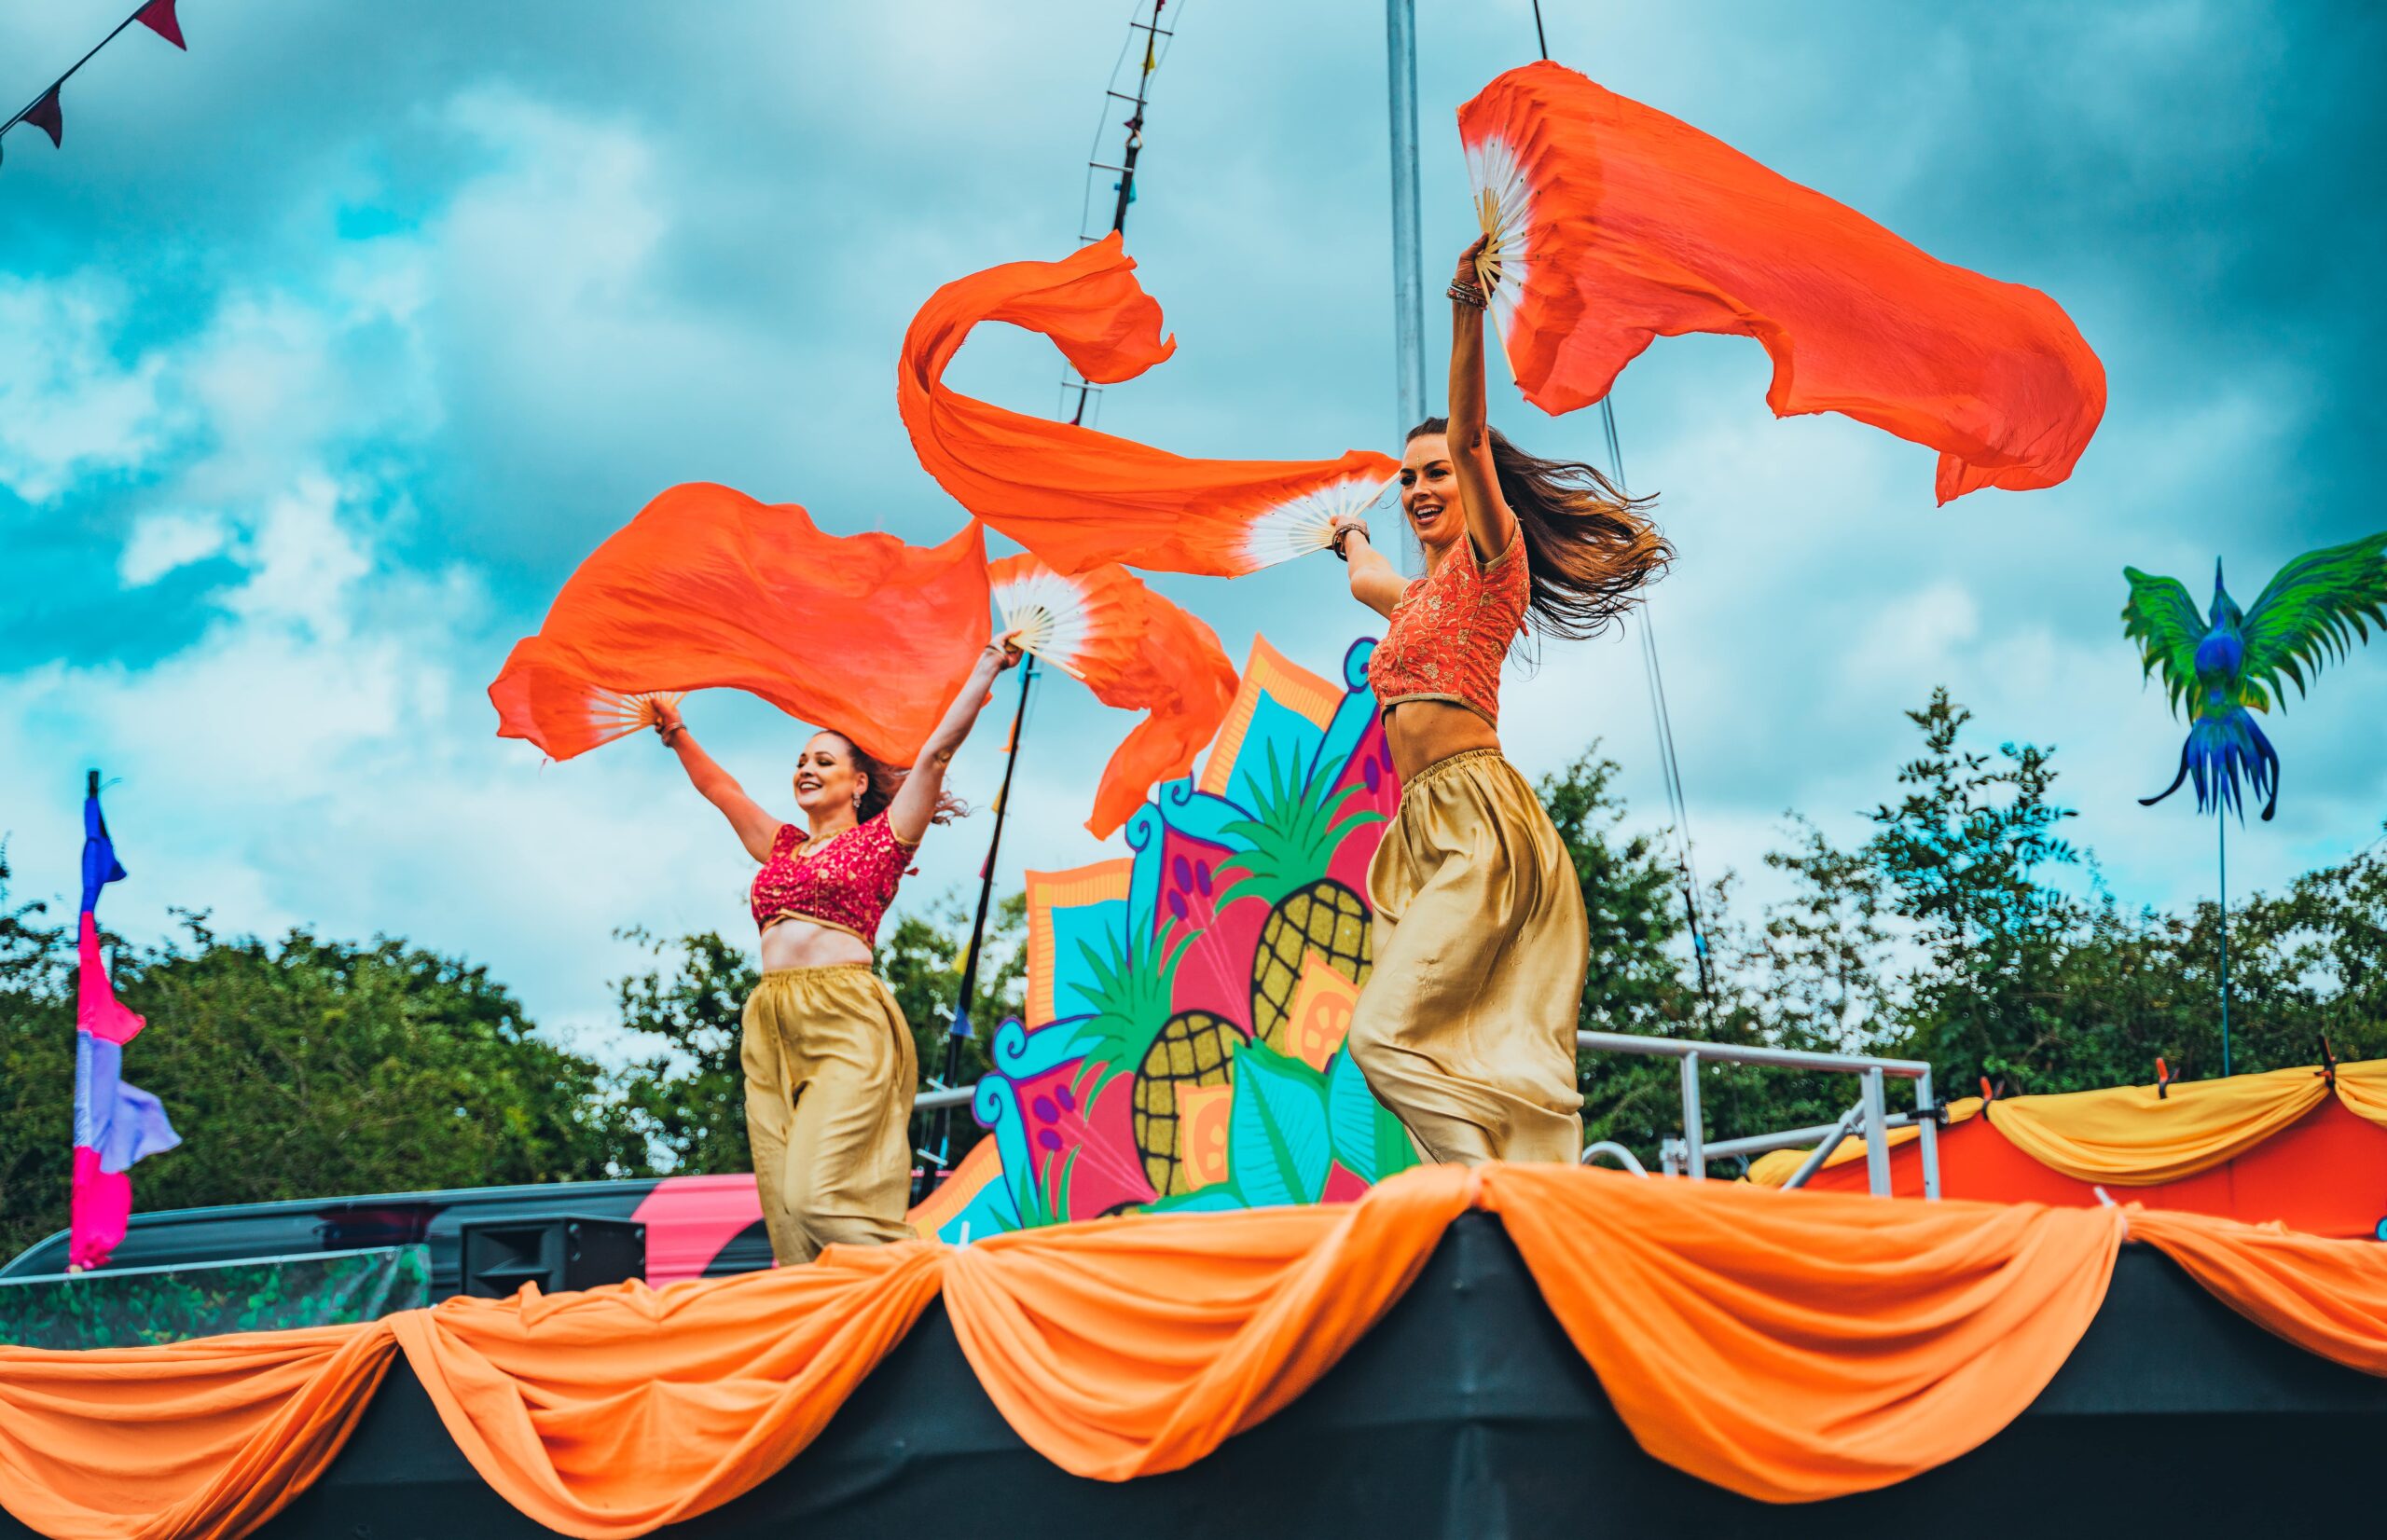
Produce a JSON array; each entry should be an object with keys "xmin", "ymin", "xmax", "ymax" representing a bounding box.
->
[
  {"xmin": 23, "ymin": 85, "xmax": 62, "ymax": 147},
  {"xmin": 136, "ymin": 0, "xmax": 186, "ymax": 49}
]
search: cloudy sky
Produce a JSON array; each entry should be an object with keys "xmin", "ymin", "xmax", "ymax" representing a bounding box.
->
[{"xmin": 4, "ymin": 1, "xmax": 2381, "ymax": 1057}]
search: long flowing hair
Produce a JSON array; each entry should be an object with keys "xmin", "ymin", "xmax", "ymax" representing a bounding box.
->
[
  {"xmin": 825, "ymin": 734, "xmax": 969, "ymax": 826},
  {"xmin": 1408, "ymin": 417, "xmax": 1670, "ymax": 646}
]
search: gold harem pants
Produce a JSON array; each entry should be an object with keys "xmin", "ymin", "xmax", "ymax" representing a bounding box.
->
[
  {"xmin": 741, "ymin": 964, "xmax": 919, "ymax": 1265},
  {"xmin": 1347, "ymin": 748, "xmax": 1588, "ymax": 1165}
]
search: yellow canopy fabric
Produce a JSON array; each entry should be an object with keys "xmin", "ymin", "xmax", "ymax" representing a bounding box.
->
[
  {"xmin": 2333, "ymin": 1059, "xmax": 2387, "ymax": 1130},
  {"xmin": 1745, "ymin": 1060, "xmax": 2387, "ymax": 1189},
  {"xmin": 1986, "ymin": 1065, "xmax": 2329, "ymax": 1186}
]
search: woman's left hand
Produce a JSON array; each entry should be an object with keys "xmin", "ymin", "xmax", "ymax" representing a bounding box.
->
[
  {"xmin": 987, "ymin": 631, "xmax": 1026, "ymax": 671},
  {"xmin": 1454, "ymin": 233, "xmax": 1490, "ymax": 292}
]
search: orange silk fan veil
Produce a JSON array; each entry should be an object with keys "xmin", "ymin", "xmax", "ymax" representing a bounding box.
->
[
  {"xmin": 899, "ymin": 234, "xmax": 1399, "ymax": 576},
  {"xmin": 1459, "ymin": 62, "xmax": 2106, "ymax": 503},
  {"xmin": 989, "ymin": 556, "xmax": 1238, "ymax": 837},
  {"xmin": 490, "ymin": 483, "xmax": 991, "ymax": 766}
]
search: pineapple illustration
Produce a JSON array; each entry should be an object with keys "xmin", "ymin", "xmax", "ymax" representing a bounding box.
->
[
  {"xmin": 1066, "ymin": 926, "xmax": 1239, "ymax": 1198},
  {"xmin": 1215, "ymin": 746, "xmax": 1387, "ymax": 1052}
]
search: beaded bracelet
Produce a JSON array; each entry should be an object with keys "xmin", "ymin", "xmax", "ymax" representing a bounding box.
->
[{"xmin": 1447, "ymin": 281, "xmax": 1488, "ymax": 309}]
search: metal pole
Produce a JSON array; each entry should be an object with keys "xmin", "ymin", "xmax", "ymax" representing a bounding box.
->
[
  {"xmin": 1386, "ymin": 0, "xmax": 1426, "ymax": 434},
  {"xmin": 2218, "ymin": 815, "xmax": 2232, "ymax": 1078},
  {"xmin": 928, "ymin": 658, "xmax": 1037, "ymax": 1183},
  {"xmin": 1916, "ymin": 1067, "xmax": 1941, "ymax": 1202},
  {"xmin": 1859, "ymin": 1067, "xmax": 1891, "ymax": 1197},
  {"xmin": 1677, "ymin": 1051, "xmax": 1704, "ymax": 1179}
]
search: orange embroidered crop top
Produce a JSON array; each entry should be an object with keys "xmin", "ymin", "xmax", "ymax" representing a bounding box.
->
[
  {"xmin": 749, "ymin": 814, "xmax": 917, "ymax": 947},
  {"xmin": 1369, "ymin": 531, "xmax": 1527, "ymax": 725}
]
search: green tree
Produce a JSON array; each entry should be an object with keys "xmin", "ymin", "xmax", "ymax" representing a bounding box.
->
[{"xmin": 0, "ymin": 895, "xmax": 640, "ymax": 1260}]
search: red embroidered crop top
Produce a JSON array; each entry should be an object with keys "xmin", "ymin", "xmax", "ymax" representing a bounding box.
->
[
  {"xmin": 1369, "ymin": 530, "xmax": 1527, "ymax": 725},
  {"xmin": 749, "ymin": 813, "xmax": 918, "ymax": 947}
]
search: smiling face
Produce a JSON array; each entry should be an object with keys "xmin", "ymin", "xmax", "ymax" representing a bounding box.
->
[
  {"xmin": 1400, "ymin": 433, "xmax": 1464, "ymax": 554},
  {"xmin": 793, "ymin": 733, "xmax": 867, "ymax": 819}
]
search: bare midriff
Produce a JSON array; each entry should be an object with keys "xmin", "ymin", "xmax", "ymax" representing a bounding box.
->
[
  {"xmin": 1382, "ymin": 698, "xmax": 1502, "ymax": 784},
  {"xmin": 758, "ymin": 914, "xmax": 873, "ymax": 971}
]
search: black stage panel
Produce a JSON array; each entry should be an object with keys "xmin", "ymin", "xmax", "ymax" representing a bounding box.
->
[{"xmin": 7, "ymin": 1213, "xmax": 2381, "ymax": 1539}]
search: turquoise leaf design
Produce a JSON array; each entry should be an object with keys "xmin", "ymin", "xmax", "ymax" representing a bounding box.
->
[
  {"xmin": 1325, "ymin": 1044, "xmax": 1420, "ymax": 1187},
  {"xmin": 1228, "ymin": 1040, "xmax": 1332, "ymax": 1206}
]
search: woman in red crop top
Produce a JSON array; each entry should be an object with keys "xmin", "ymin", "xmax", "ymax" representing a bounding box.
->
[
  {"xmin": 652, "ymin": 638, "xmax": 1020, "ymax": 1264},
  {"xmin": 1322, "ymin": 236, "xmax": 1671, "ymax": 1168}
]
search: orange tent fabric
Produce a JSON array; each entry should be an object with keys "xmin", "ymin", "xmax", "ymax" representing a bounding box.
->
[
  {"xmin": 490, "ymin": 484, "xmax": 990, "ymax": 767},
  {"xmin": 387, "ymin": 1244, "xmax": 945, "ymax": 1540},
  {"xmin": 0, "ymin": 1322, "xmax": 395, "ymax": 1540},
  {"xmin": 944, "ymin": 1163, "xmax": 1471, "ymax": 1479},
  {"xmin": 899, "ymin": 235, "xmax": 1400, "ymax": 576},
  {"xmin": 1479, "ymin": 1164, "xmax": 2123, "ymax": 1504},
  {"xmin": 991, "ymin": 556, "xmax": 1241, "ymax": 836},
  {"xmin": 1457, "ymin": 62, "xmax": 2105, "ymax": 503},
  {"xmin": 2131, "ymin": 1206, "xmax": 2387, "ymax": 1377}
]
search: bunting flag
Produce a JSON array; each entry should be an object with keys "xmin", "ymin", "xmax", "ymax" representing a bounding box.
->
[
  {"xmin": 3, "ymin": 1, "xmax": 188, "ymax": 166},
  {"xmin": 990, "ymin": 556, "xmax": 1240, "ymax": 837},
  {"xmin": 22, "ymin": 87, "xmax": 63, "ymax": 148},
  {"xmin": 138, "ymin": 0, "xmax": 188, "ymax": 49},
  {"xmin": 490, "ymin": 483, "xmax": 992, "ymax": 769},
  {"xmin": 71, "ymin": 783, "xmax": 181, "ymax": 1272},
  {"xmin": 899, "ymin": 234, "xmax": 1400, "ymax": 577},
  {"xmin": 1457, "ymin": 61, "xmax": 2106, "ymax": 503}
]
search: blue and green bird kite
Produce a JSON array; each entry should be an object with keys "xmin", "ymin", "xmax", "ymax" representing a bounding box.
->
[{"xmin": 2121, "ymin": 533, "xmax": 2387, "ymax": 821}]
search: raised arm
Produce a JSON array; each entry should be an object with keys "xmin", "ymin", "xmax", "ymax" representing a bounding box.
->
[
  {"xmin": 1447, "ymin": 237, "xmax": 1518, "ymax": 564},
  {"xmin": 1331, "ymin": 518, "xmax": 1408, "ymax": 618},
  {"xmin": 886, "ymin": 639, "xmax": 1023, "ymax": 846},
  {"xmin": 654, "ymin": 703, "xmax": 781, "ymax": 862}
]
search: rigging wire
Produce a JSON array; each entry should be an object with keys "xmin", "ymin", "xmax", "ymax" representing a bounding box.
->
[
  {"xmin": 931, "ymin": 0, "xmax": 1180, "ymax": 1191},
  {"xmin": 1062, "ymin": 0, "xmax": 1186, "ymax": 427},
  {"xmin": 1533, "ymin": 0, "xmax": 1717, "ymax": 1017}
]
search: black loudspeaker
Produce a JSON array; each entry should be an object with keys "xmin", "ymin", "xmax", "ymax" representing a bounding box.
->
[{"xmin": 458, "ymin": 1216, "xmax": 646, "ymax": 1299}]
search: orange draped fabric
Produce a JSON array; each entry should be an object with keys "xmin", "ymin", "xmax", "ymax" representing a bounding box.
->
[
  {"xmin": 1457, "ymin": 62, "xmax": 2105, "ymax": 503},
  {"xmin": 2131, "ymin": 1207, "xmax": 2387, "ymax": 1377},
  {"xmin": 898, "ymin": 235, "xmax": 1400, "ymax": 577},
  {"xmin": 0, "ymin": 1322, "xmax": 395, "ymax": 1540},
  {"xmin": 21, "ymin": 1165, "xmax": 2387, "ymax": 1539},
  {"xmin": 386, "ymin": 1246, "xmax": 944, "ymax": 1540},
  {"xmin": 943, "ymin": 1163, "xmax": 1472, "ymax": 1480},
  {"xmin": 990, "ymin": 556, "xmax": 1241, "ymax": 836},
  {"xmin": 1479, "ymin": 1165, "xmax": 2123, "ymax": 1504},
  {"xmin": 489, "ymin": 483, "xmax": 990, "ymax": 767}
]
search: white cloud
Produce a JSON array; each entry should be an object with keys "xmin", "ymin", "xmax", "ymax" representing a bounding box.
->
[
  {"xmin": 0, "ymin": 278, "xmax": 173, "ymax": 503},
  {"xmin": 117, "ymin": 510, "xmax": 229, "ymax": 586}
]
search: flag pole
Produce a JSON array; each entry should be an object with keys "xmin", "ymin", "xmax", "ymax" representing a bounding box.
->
[
  {"xmin": 928, "ymin": 656, "xmax": 1035, "ymax": 1181},
  {"xmin": 2218, "ymin": 813, "xmax": 2232, "ymax": 1078},
  {"xmin": 1386, "ymin": 0, "xmax": 1426, "ymax": 435}
]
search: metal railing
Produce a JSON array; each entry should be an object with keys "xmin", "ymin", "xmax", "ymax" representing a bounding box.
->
[
  {"xmin": 915, "ymin": 1033, "xmax": 1942, "ymax": 1198},
  {"xmin": 1574, "ymin": 1030, "xmax": 1941, "ymax": 1199}
]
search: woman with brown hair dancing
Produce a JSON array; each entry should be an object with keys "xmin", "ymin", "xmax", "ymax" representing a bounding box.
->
[
  {"xmin": 653, "ymin": 638, "xmax": 1019, "ymax": 1263},
  {"xmin": 1330, "ymin": 237, "xmax": 1671, "ymax": 1166}
]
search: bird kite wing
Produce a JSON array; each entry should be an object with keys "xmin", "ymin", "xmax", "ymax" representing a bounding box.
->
[
  {"xmin": 2237, "ymin": 532, "xmax": 2387, "ymax": 709},
  {"xmin": 990, "ymin": 555, "xmax": 1239, "ymax": 838},
  {"xmin": 899, "ymin": 234, "xmax": 1399, "ymax": 577},
  {"xmin": 2118, "ymin": 568, "xmax": 2206, "ymax": 717}
]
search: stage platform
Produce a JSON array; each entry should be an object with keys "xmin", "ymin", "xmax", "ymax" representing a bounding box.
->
[{"xmin": 9, "ymin": 1209, "xmax": 2375, "ymax": 1540}]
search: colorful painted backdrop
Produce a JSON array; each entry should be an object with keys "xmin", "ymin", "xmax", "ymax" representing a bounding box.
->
[{"xmin": 911, "ymin": 638, "xmax": 1416, "ymax": 1241}]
